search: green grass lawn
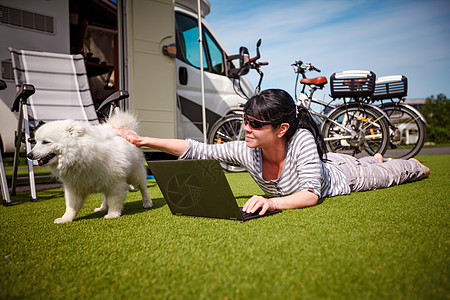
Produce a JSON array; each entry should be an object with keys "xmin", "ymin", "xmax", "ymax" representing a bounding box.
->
[{"xmin": 1, "ymin": 154, "xmax": 448, "ymax": 299}]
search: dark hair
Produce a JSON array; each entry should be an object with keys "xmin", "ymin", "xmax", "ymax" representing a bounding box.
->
[{"xmin": 243, "ymin": 89, "xmax": 328, "ymax": 161}]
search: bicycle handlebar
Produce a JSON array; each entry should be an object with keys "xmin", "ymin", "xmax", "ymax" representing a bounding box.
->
[
  {"xmin": 292, "ymin": 59, "xmax": 321, "ymax": 74},
  {"xmin": 232, "ymin": 39, "xmax": 268, "ymax": 98},
  {"xmin": 240, "ymin": 39, "xmax": 267, "ymax": 71},
  {"xmin": 293, "ymin": 59, "xmax": 324, "ymax": 98},
  {"xmin": 236, "ymin": 39, "xmax": 268, "ymax": 84},
  {"xmin": 249, "ymin": 38, "xmax": 262, "ymax": 62}
]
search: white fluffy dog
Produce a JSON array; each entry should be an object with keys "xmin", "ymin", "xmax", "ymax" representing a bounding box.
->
[{"xmin": 27, "ymin": 111, "xmax": 153, "ymax": 223}]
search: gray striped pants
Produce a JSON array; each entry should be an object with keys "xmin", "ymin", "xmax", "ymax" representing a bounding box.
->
[{"xmin": 327, "ymin": 153, "xmax": 425, "ymax": 192}]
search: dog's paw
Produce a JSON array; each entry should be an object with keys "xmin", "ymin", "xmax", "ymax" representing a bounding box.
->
[
  {"xmin": 143, "ymin": 199, "xmax": 154, "ymax": 209},
  {"xmin": 104, "ymin": 212, "xmax": 121, "ymax": 219},
  {"xmin": 54, "ymin": 217, "xmax": 73, "ymax": 224}
]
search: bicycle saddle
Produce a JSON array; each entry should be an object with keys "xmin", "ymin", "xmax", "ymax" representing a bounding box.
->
[{"xmin": 300, "ymin": 76, "xmax": 327, "ymax": 88}]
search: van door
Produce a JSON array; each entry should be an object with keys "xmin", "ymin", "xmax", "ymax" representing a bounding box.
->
[
  {"xmin": 124, "ymin": 0, "xmax": 177, "ymax": 139},
  {"xmin": 174, "ymin": 10, "xmax": 248, "ymax": 141}
]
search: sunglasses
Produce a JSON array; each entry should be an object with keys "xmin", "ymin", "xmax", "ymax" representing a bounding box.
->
[{"xmin": 243, "ymin": 114, "xmax": 279, "ymax": 129}]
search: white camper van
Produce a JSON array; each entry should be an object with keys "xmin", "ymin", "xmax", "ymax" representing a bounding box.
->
[{"xmin": 0, "ymin": 0, "xmax": 254, "ymax": 154}]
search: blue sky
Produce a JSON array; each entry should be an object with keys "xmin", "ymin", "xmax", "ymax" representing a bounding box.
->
[{"xmin": 205, "ymin": 0, "xmax": 450, "ymax": 101}]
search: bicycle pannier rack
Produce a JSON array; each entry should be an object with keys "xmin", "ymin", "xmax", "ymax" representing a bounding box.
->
[
  {"xmin": 371, "ymin": 75, "xmax": 407, "ymax": 100},
  {"xmin": 330, "ymin": 70, "xmax": 376, "ymax": 99}
]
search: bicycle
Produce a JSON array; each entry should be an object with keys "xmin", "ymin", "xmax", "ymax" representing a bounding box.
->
[
  {"xmin": 208, "ymin": 39, "xmax": 268, "ymax": 172},
  {"xmin": 292, "ymin": 61, "xmax": 391, "ymax": 157},
  {"xmin": 369, "ymin": 75, "xmax": 427, "ymax": 159}
]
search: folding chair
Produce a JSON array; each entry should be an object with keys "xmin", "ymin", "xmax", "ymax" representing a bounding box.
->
[
  {"xmin": 0, "ymin": 151, "xmax": 11, "ymax": 205},
  {"xmin": 9, "ymin": 48, "xmax": 129, "ymax": 201},
  {"xmin": 0, "ymin": 80, "xmax": 12, "ymax": 205}
]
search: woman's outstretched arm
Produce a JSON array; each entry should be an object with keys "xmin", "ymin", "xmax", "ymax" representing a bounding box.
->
[{"xmin": 116, "ymin": 129, "xmax": 189, "ymax": 157}]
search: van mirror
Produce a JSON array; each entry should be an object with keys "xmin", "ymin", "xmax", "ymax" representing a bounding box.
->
[
  {"xmin": 239, "ymin": 46, "xmax": 250, "ymax": 76},
  {"xmin": 227, "ymin": 46, "xmax": 250, "ymax": 78}
]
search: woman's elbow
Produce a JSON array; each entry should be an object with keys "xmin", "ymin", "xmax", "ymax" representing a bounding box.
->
[
  {"xmin": 307, "ymin": 195, "xmax": 319, "ymax": 207},
  {"xmin": 304, "ymin": 191, "xmax": 319, "ymax": 207}
]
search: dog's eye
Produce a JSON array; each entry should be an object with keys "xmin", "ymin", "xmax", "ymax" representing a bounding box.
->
[{"xmin": 42, "ymin": 140, "xmax": 51, "ymax": 145}]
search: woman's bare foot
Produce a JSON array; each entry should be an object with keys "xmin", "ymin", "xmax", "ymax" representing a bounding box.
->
[
  {"xmin": 374, "ymin": 153, "xmax": 384, "ymax": 163},
  {"xmin": 409, "ymin": 158, "xmax": 431, "ymax": 178}
]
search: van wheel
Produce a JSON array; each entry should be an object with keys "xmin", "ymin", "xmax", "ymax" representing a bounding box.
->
[{"xmin": 208, "ymin": 114, "xmax": 246, "ymax": 173}]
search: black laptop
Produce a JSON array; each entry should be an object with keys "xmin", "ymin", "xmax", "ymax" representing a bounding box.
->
[{"xmin": 148, "ymin": 159, "xmax": 281, "ymax": 222}]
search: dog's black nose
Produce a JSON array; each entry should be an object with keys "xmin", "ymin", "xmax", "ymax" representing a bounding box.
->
[{"xmin": 27, "ymin": 152, "xmax": 34, "ymax": 160}]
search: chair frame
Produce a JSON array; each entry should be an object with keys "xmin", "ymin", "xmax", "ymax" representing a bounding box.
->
[{"xmin": 0, "ymin": 80, "xmax": 12, "ymax": 205}]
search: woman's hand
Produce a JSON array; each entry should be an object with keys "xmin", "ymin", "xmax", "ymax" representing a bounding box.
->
[
  {"xmin": 116, "ymin": 129, "xmax": 189, "ymax": 157},
  {"xmin": 243, "ymin": 195, "xmax": 276, "ymax": 216},
  {"xmin": 116, "ymin": 128, "xmax": 146, "ymax": 147},
  {"xmin": 243, "ymin": 190, "xmax": 319, "ymax": 215}
]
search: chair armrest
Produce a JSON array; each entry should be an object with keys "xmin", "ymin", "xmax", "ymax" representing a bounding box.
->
[
  {"xmin": 96, "ymin": 90, "xmax": 129, "ymax": 113},
  {"xmin": 11, "ymin": 84, "xmax": 35, "ymax": 112},
  {"xmin": 0, "ymin": 80, "xmax": 6, "ymax": 91}
]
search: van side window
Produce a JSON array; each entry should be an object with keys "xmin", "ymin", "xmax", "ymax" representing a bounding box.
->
[
  {"xmin": 205, "ymin": 30, "xmax": 224, "ymax": 74},
  {"xmin": 175, "ymin": 12, "xmax": 225, "ymax": 75}
]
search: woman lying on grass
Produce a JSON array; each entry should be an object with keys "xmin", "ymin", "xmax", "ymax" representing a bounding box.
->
[{"xmin": 118, "ymin": 89, "xmax": 430, "ymax": 216}]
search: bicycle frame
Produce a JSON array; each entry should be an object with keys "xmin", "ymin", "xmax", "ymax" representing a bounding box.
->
[{"xmin": 324, "ymin": 101, "xmax": 391, "ymax": 139}]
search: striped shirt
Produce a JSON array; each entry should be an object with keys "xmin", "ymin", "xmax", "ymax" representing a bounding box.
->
[{"xmin": 179, "ymin": 129, "xmax": 351, "ymax": 198}]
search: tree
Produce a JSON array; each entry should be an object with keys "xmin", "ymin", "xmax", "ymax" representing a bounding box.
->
[{"xmin": 420, "ymin": 94, "xmax": 450, "ymax": 144}]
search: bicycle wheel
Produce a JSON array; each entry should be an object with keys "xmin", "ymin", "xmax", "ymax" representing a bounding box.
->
[
  {"xmin": 321, "ymin": 103, "xmax": 390, "ymax": 157},
  {"xmin": 381, "ymin": 103, "xmax": 426, "ymax": 159},
  {"xmin": 208, "ymin": 114, "xmax": 246, "ymax": 172}
]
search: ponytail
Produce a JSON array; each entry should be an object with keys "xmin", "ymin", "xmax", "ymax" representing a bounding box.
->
[{"xmin": 296, "ymin": 107, "xmax": 328, "ymax": 161}]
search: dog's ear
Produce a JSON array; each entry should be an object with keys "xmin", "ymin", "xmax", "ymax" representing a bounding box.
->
[{"xmin": 67, "ymin": 124, "xmax": 86, "ymax": 137}]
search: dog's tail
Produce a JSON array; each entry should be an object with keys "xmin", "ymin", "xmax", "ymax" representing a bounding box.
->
[{"xmin": 106, "ymin": 111, "xmax": 139, "ymax": 131}]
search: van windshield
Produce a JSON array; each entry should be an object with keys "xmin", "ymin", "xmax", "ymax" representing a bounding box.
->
[{"xmin": 176, "ymin": 13, "xmax": 209, "ymax": 69}]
